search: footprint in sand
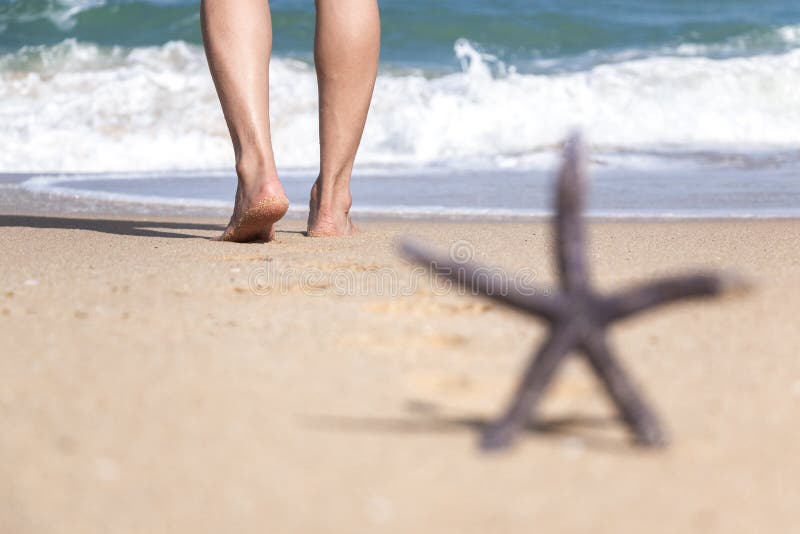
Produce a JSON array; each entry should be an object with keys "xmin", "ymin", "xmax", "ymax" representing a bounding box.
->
[
  {"xmin": 336, "ymin": 332, "xmax": 467, "ymax": 349},
  {"xmin": 365, "ymin": 297, "xmax": 492, "ymax": 316},
  {"xmin": 222, "ymin": 255, "xmax": 267, "ymax": 262}
]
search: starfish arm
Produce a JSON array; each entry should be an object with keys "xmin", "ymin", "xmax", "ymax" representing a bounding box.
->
[
  {"xmin": 481, "ymin": 326, "xmax": 577, "ymax": 451},
  {"xmin": 601, "ymin": 273, "xmax": 747, "ymax": 323},
  {"xmin": 581, "ymin": 330, "xmax": 667, "ymax": 447},
  {"xmin": 556, "ymin": 132, "xmax": 590, "ymax": 292},
  {"xmin": 399, "ymin": 238, "xmax": 565, "ymax": 321}
]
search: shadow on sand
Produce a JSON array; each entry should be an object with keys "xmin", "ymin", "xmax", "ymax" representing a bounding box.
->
[
  {"xmin": 302, "ymin": 404, "xmax": 641, "ymax": 454},
  {"xmin": 0, "ymin": 215, "xmax": 310, "ymax": 240},
  {"xmin": 0, "ymin": 214, "xmax": 224, "ymax": 239}
]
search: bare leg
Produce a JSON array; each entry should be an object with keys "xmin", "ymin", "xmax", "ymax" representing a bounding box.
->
[
  {"xmin": 201, "ymin": 0, "xmax": 289, "ymax": 242},
  {"xmin": 307, "ymin": 0, "xmax": 380, "ymax": 237}
]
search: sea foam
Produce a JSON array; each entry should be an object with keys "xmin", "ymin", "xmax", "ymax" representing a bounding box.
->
[{"xmin": 3, "ymin": 38, "xmax": 800, "ymax": 172}]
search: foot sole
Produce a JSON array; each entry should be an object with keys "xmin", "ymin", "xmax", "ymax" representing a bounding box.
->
[{"xmin": 214, "ymin": 196, "xmax": 290, "ymax": 243}]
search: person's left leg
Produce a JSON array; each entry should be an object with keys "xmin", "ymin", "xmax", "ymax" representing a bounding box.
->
[
  {"xmin": 201, "ymin": 0, "xmax": 288, "ymax": 242},
  {"xmin": 307, "ymin": 0, "xmax": 380, "ymax": 237}
]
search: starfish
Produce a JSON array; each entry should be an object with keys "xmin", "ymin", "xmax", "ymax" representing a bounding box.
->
[{"xmin": 401, "ymin": 133, "xmax": 748, "ymax": 451}]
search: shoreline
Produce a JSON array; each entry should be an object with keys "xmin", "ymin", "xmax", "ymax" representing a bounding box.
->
[{"xmin": 4, "ymin": 166, "xmax": 800, "ymax": 222}]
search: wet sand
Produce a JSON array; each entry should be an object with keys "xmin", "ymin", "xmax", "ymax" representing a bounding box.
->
[{"xmin": 1, "ymin": 214, "xmax": 798, "ymax": 533}]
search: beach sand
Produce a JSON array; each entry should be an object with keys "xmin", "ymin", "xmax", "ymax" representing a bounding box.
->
[{"xmin": 1, "ymin": 213, "xmax": 798, "ymax": 533}]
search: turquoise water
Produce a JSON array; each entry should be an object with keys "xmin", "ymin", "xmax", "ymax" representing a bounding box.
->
[{"xmin": 4, "ymin": 0, "xmax": 800, "ymax": 70}]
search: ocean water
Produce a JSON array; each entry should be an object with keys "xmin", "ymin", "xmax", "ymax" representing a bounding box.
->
[
  {"xmin": 2, "ymin": 0, "xmax": 800, "ymax": 215},
  {"xmin": 16, "ymin": 158, "xmax": 800, "ymax": 218}
]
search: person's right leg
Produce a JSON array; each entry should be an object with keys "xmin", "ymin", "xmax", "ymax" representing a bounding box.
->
[
  {"xmin": 201, "ymin": 0, "xmax": 288, "ymax": 242},
  {"xmin": 307, "ymin": 0, "xmax": 380, "ymax": 237}
]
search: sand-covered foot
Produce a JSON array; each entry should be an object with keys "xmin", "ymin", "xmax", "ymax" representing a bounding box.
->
[
  {"xmin": 307, "ymin": 214, "xmax": 358, "ymax": 237},
  {"xmin": 306, "ymin": 181, "xmax": 357, "ymax": 237},
  {"xmin": 214, "ymin": 162, "xmax": 289, "ymax": 243},
  {"xmin": 215, "ymin": 196, "xmax": 289, "ymax": 242}
]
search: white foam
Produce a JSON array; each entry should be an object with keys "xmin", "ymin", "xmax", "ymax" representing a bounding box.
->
[
  {"xmin": 2, "ymin": 38, "xmax": 800, "ymax": 173},
  {"xmin": 778, "ymin": 25, "xmax": 800, "ymax": 45}
]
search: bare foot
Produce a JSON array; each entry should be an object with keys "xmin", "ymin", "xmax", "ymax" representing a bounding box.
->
[
  {"xmin": 215, "ymin": 168, "xmax": 289, "ymax": 243},
  {"xmin": 306, "ymin": 180, "xmax": 358, "ymax": 237}
]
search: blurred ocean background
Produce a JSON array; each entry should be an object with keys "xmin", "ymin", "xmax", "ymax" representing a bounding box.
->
[{"xmin": 2, "ymin": 0, "xmax": 800, "ymax": 216}]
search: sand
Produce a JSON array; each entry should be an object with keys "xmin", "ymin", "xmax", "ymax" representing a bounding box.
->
[{"xmin": 1, "ymin": 213, "xmax": 799, "ymax": 533}]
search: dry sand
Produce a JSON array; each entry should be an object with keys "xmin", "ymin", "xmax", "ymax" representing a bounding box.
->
[{"xmin": 1, "ymin": 214, "xmax": 798, "ymax": 533}]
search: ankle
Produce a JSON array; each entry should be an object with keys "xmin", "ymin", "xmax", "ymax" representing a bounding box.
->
[
  {"xmin": 310, "ymin": 179, "xmax": 352, "ymax": 212},
  {"xmin": 235, "ymin": 155, "xmax": 287, "ymax": 203},
  {"xmin": 235, "ymin": 153, "xmax": 277, "ymax": 185}
]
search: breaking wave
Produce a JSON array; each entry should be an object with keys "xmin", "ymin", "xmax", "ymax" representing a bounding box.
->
[{"xmin": 2, "ymin": 37, "xmax": 800, "ymax": 172}]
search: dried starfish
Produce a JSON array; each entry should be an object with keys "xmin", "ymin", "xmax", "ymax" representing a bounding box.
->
[{"xmin": 401, "ymin": 133, "xmax": 749, "ymax": 451}]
